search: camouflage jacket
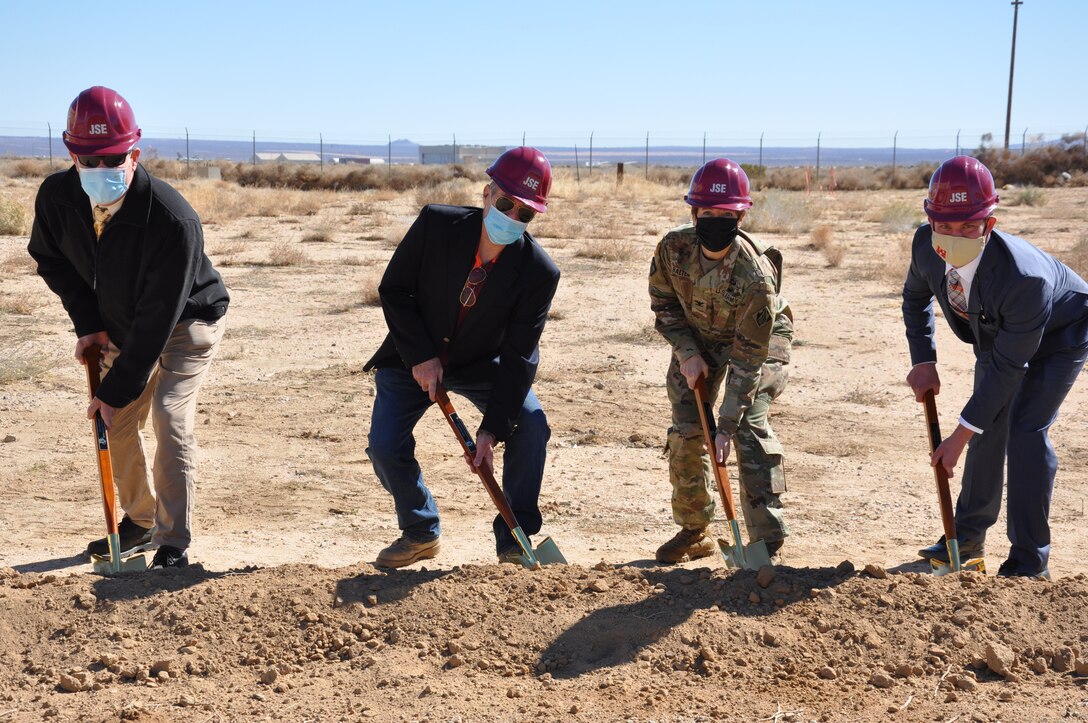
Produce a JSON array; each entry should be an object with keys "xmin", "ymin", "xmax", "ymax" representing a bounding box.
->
[{"xmin": 649, "ymin": 225, "xmax": 793, "ymax": 433}]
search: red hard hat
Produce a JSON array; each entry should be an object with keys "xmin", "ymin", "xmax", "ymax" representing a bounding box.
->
[
  {"xmin": 486, "ymin": 146, "xmax": 552, "ymax": 213},
  {"xmin": 684, "ymin": 158, "xmax": 752, "ymax": 210},
  {"xmin": 924, "ymin": 155, "xmax": 999, "ymax": 223},
  {"xmin": 62, "ymin": 86, "xmax": 141, "ymax": 156}
]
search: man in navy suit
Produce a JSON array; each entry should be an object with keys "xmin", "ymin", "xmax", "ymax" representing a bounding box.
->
[
  {"xmin": 363, "ymin": 147, "xmax": 560, "ymax": 568},
  {"xmin": 903, "ymin": 156, "xmax": 1088, "ymax": 580}
]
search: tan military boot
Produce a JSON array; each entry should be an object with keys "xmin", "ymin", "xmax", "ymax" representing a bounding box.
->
[
  {"xmin": 655, "ymin": 527, "xmax": 715, "ymax": 564},
  {"xmin": 375, "ymin": 536, "xmax": 440, "ymax": 568}
]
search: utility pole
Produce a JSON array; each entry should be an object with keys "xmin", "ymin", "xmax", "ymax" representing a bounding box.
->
[
  {"xmin": 892, "ymin": 130, "xmax": 898, "ymax": 185},
  {"xmin": 956, "ymin": 129, "xmax": 961, "ymax": 156},
  {"xmin": 1003, "ymin": 0, "xmax": 1023, "ymax": 151}
]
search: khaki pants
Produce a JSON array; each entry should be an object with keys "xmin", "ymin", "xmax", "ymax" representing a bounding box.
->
[{"xmin": 101, "ymin": 318, "xmax": 224, "ymax": 550}]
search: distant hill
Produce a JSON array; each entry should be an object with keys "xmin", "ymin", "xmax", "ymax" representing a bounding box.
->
[{"xmin": 0, "ymin": 135, "xmax": 958, "ymax": 168}]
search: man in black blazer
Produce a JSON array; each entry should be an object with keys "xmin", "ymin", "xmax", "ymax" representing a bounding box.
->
[
  {"xmin": 903, "ymin": 156, "xmax": 1088, "ymax": 580},
  {"xmin": 363, "ymin": 147, "xmax": 560, "ymax": 567}
]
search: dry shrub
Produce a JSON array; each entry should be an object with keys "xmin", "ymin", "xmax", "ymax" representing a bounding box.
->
[
  {"xmin": 348, "ymin": 201, "xmax": 374, "ymax": 216},
  {"xmin": 861, "ymin": 236, "xmax": 912, "ymax": 292},
  {"xmin": 176, "ymin": 179, "xmax": 329, "ymax": 223},
  {"xmin": 0, "ymin": 293, "xmax": 45, "ymax": 315},
  {"xmin": 1063, "ymin": 234, "xmax": 1088, "ymax": 279},
  {"xmin": 1005, "ymin": 187, "xmax": 1047, "ymax": 207},
  {"xmin": 267, "ymin": 242, "xmax": 309, "ymax": 267},
  {"xmin": 976, "ymin": 135, "xmax": 1088, "ymax": 187},
  {"xmin": 0, "ymin": 343, "xmax": 63, "ymax": 385},
  {"xmin": 810, "ymin": 225, "xmax": 846, "ymax": 267},
  {"xmin": 301, "ymin": 230, "xmax": 332, "ymax": 243},
  {"xmin": 382, "ymin": 224, "xmax": 411, "ymax": 249},
  {"xmin": 208, "ymin": 238, "xmax": 246, "ymax": 258},
  {"xmin": 876, "ymin": 201, "xmax": 923, "ymax": 233},
  {"xmin": 1, "ymin": 252, "xmax": 35, "ymax": 274},
  {"xmin": 224, "ymin": 162, "xmax": 486, "ymax": 193},
  {"xmin": 745, "ymin": 190, "xmax": 812, "ymax": 234},
  {"xmin": 414, "ymin": 178, "xmax": 476, "ymax": 208},
  {"xmin": 573, "ymin": 237, "xmax": 641, "ymax": 262},
  {"xmin": 0, "ymin": 195, "xmax": 30, "ymax": 235},
  {"xmin": 359, "ymin": 269, "xmax": 384, "ymax": 306},
  {"xmin": 1, "ymin": 159, "xmax": 55, "ymax": 179}
]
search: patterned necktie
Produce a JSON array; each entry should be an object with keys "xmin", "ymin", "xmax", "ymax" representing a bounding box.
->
[
  {"xmin": 92, "ymin": 206, "xmax": 112, "ymax": 240},
  {"xmin": 945, "ymin": 268, "xmax": 969, "ymax": 320}
]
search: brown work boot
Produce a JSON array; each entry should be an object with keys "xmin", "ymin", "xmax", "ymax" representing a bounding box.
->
[
  {"xmin": 375, "ymin": 535, "xmax": 440, "ymax": 569},
  {"xmin": 655, "ymin": 527, "xmax": 714, "ymax": 564}
]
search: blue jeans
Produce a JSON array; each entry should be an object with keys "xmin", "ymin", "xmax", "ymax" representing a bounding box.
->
[{"xmin": 366, "ymin": 366, "xmax": 550, "ymax": 553}]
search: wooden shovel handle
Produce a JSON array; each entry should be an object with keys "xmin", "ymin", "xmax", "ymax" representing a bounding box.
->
[
  {"xmin": 434, "ymin": 386, "xmax": 520, "ymax": 534},
  {"xmin": 693, "ymin": 375, "xmax": 740, "ymax": 522},
  {"xmin": 83, "ymin": 346, "xmax": 119, "ymax": 537},
  {"xmin": 922, "ymin": 390, "xmax": 958, "ymax": 544}
]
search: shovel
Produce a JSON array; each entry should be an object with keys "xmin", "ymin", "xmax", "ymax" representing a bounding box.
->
[
  {"xmin": 922, "ymin": 390, "xmax": 985, "ymax": 576},
  {"xmin": 84, "ymin": 346, "xmax": 149, "ymax": 575},
  {"xmin": 693, "ymin": 375, "xmax": 772, "ymax": 570},
  {"xmin": 434, "ymin": 385, "xmax": 566, "ymax": 569}
]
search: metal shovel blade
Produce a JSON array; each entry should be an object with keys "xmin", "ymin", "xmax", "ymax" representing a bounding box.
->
[
  {"xmin": 717, "ymin": 520, "xmax": 773, "ymax": 571},
  {"xmin": 534, "ymin": 536, "xmax": 567, "ymax": 565},
  {"xmin": 931, "ymin": 557, "xmax": 986, "ymax": 576},
  {"xmin": 91, "ymin": 534, "xmax": 150, "ymax": 575}
]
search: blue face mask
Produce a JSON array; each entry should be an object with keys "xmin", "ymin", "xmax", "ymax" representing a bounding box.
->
[
  {"xmin": 79, "ymin": 167, "xmax": 129, "ymax": 206},
  {"xmin": 483, "ymin": 201, "xmax": 529, "ymax": 246}
]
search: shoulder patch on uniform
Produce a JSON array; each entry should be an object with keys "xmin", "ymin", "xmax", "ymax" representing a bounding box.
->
[{"xmin": 756, "ymin": 306, "xmax": 773, "ymax": 327}]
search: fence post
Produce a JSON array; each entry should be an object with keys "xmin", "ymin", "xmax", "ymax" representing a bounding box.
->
[
  {"xmin": 47, "ymin": 122, "xmax": 52, "ymax": 169},
  {"xmin": 617, "ymin": 162, "xmax": 624, "ymax": 186},
  {"xmin": 759, "ymin": 132, "xmax": 764, "ymax": 174},
  {"xmin": 252, "ymin": 131, "xmax": 256, "ymax": 166},
  {"xmin": 1021, "ymin": 127, "xmax": 1027, "ymax": 155},
  {"xmin": 815, "ymin": 132, "xmax": 821, "ymax": 186},
  {"xmin": 452, "ymin": 133, "xmax": 457, "ymax": 164},
  {"xmin": 319, "ymin": 133, "xmax": 324, "ymax": 173},
  {"xmin": 522, "ymin": 131, "xmax": 526, "ymax": 146},
  {"xmin": 645, "ymin": 131, "xmax": 649, "ymax": 178},
  {"xmin": 589, "ymin": 132, "xmax": 594, "ymax": 176},
  {"xmin": 956, "ymin": 129, "xmax": 961, "ymax": 156},
  {"xmin": 186, "ymin": 128, "xmax": 190, "ymax": 174},
  {"xmin": 891, "ymin": 130, "xmax": 898, "ymax": 187},
  {"xmin": 574, "ymin": 143, "xmax": 580, "ymax": 182},
  {"xmin": 388, "ymin": 134, "xmax": 392, "ymax": 175}
]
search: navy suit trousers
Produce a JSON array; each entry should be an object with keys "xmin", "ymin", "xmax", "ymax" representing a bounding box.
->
[{"xmin": 957, "ymin": 345, "xmax": 1088, "ymax": 573}]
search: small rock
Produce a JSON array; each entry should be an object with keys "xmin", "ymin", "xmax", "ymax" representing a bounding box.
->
[
  {"xmin": 1052, "ymin": 648, "xmax": 1075, "ymax": 673},
  {"xmin": 998, "ymin": 690, "xmax": 1014, "ymax": 702},
  {"xmin": 260, "ymin": 668, "xmax": 278, "ymax": 685},
  {"xmin": 944, "ymin": 691, "xmax": 958, "ymax": 703},
  {"xmin": 986, "ymin": 642, "xmax": 1016, "ymax": 678},
  {"xmin": 748, "ymin": 591, "xmax": 761, "ymax": 604},
  {"xmin": 864, "ymin": 563, "xmax": 887, "ymax": 579},
  {"xmin": 569, "ymin": 705, "xmax": 580, "ymax": 714},
  {"xmin": 447, "ymin": 640, "xmax": 462, "ymax": 655},
  {"xmin": 1030, "ymin": 657, "xmax": 1047, "ymax": 675},
  {"xmin": 447, "ymin": 654, "xmax": 465, "ymax": 669},
  {"xmin": 74, "ymin": 594, "xmax": 96, "ymax": 610},
  {"xmin": 588, "ymin": 579, "xmax": 610, "ymax": 593},
  {"xmin": 150, "ymin": 660, "xmax": 174, "ymax": 676},
  {"xmin": 57, "ymin": 674, "xmax": 82, "ymax": 693},
  {"xmin": 954, "ymin": 676, "xmax": 978, "ymax": 692},
  {"xmin": 506, "ymin": 686, "xmax": 521, "ymax": 698},
  {"xmin": 2, "ymin": 435, "xmax": 15, "ymax": 443},
  {"xmin": 1075, "ymin": 659, "xmax": 1088, "ymax": 676},
  {"xmin": 177, "ymin": 695, "xmax": 196, "ymax": 707},
  {"xmin": 699, "ymin": 646, "xmax": 717, "ymax": 662},
  {"xmin": 755, "ymin": 566, "xmax": 775, "ymax": 589},
  {"xmin": 365, "ymin": 595, "xmax": 378, "ymax": 607},
  {"xmin": 835, "ymin": 560, "xmax": 855, "ymax": 577},
  {"xmin": 869, "ymin": 672, "xmax": 894, "ymax": 689},
  {"xmin": 817, "ymin": 666, "xmax": 837, "ymax": 680}
]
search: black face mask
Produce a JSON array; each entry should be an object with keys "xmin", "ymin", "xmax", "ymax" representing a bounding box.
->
[{"xmin": 695, "ymin": 216, "xmax": 739, "ymax": 253}]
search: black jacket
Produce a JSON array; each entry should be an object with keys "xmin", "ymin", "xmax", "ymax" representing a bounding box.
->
[
  {"xmin": 364, "ymin": 204, "xmax": 560, "ymax": 441},
  {"xmin": 28, "ymin": 165, "xmax": 229, "ymax": 408}
]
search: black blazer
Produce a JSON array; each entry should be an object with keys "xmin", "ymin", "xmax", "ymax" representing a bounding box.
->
[
  {"xmin": 364, "ymin": 204, "xmax": 560, "ymax": 441},
  {"xmin": 903, "ymin": 225, "xmax": 1088, "ymax": 430}
]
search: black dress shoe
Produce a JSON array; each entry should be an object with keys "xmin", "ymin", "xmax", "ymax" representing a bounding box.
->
[
  {"xmin": 149, "ymin": 545, "xmax": 188, "ymax": 569},
  {"xmin": 86, "ymin": 516, "xmax": 154, "ymax": 557},
  {"xmin": 918, "ymin": 536, "xmax": 984, "ymax": 563},
  {"xmin": 997, "ymin": 559, "xmax": 1050, "ymax": 581}
]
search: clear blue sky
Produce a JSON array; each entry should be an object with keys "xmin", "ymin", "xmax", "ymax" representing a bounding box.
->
[{"xmin": 2, "ymin": 0, "xmax": 1085, "ymax": 148}]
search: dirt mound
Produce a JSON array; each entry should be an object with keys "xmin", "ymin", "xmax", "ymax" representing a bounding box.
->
[{"xmin": 1, "ymin": 562, "xmax": 1087, "ymax": 721}]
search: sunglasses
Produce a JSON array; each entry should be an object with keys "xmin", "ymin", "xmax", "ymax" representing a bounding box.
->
[
  {"xmin": 459, "ymin": 265, "xmax": 488, "ymax": 308},
  {"xmin": 77, "ymin": 153, "xmax": 129, "ymax": 169},
  {"xmin": 494, "ymin": 195, "xmax": 536, "ymax": 224}
]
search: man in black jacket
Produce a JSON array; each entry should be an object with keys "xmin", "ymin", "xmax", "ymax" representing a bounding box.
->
[
  {"xmin": 28, "ymin": 87, "xmax": 229, "ymax": 569},
  {"xmin": 364, "ymin": 147, "xmax": 560, "ymax": 567}
]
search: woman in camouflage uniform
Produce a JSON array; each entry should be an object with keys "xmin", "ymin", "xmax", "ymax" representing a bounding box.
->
[{"xmin": 648, "ymin": 158, "xmax": 793, "ymax": 564}]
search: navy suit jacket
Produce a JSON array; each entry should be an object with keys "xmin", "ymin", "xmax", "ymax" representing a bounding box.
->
[
  {"xmin": 903, "ymin": 225, "xmax": 1088, "ymax": 431},
  {"xmin": 364, "ymin": 204, "xmax": 560, "ymax": 442}
]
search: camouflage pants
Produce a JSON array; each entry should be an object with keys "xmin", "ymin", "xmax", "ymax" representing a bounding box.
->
[{"xmin": 665, "ymin": 353, "xmax": 789, "ymax": 544}]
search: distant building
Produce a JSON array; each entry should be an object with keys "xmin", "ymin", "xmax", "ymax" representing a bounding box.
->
[
  {"xmin": 255, "ymin": 152, "xmax": 321, "ymax": 164},
  {"xmin": 332, "ymin": 155, "xmax": 386, "ymax": 165},
  {"xmin": 418, "ymin": 144, "xmax": 505, "ymax": 166}
]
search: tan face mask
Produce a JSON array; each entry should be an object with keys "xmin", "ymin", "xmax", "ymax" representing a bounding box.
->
[{"xmin": 931, "ymin": 230, "xmax": 986, "ymax": 268}]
